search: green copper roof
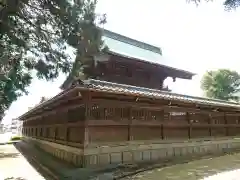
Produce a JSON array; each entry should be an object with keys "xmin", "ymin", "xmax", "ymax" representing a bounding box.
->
[{"xmin": 102, "ymin": 29, "xmax": 163, "ymax": 64}]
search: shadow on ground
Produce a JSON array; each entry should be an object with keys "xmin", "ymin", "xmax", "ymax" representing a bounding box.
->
[
  {"xmin": 13, "ymin": 142, "xmax": 55, "ymax": 180},
  {"xmin": 4, "ymin": 177, "xmax": 26, "ymax": 180},
  {"xmin": 0, "ymin": 153, "xmax": 19, "ymax": 159}
]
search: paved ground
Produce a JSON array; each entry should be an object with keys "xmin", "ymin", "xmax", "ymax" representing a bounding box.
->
[
  {"xmin": 0, "ymin": 144, "xmax": 45, "ymax": 180},
  {"xmin": 126, "ymin": 152, "xmax": 240, "ymax": 180},
  {"xmin": 0, "ymin": 133, "xmax": 12, "ymax": 144},
  {"xmin": 12, "ymin": 141, "xmax": 240, "ymax": 180},
  {"xmin": 2, "ymin": 136, "xmax": 240, "ymax": 180}
]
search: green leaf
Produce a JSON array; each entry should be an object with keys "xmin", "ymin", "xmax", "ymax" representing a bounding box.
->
[
  {"xmin": 0, "ymin": 0, "xmax": 106, "ymax": 118},
  {"xmin": 201, "ymin": 69, "xmax": 240, "ymax": 101}
]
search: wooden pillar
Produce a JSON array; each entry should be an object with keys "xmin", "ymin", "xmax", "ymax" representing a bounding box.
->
[
  {"xmin": 66, "ymin": 125, "xmax": 69, "ymax": 143},
  {"xmin": 161, "ymin": 124, "xmax": 164, "ymax": 140},
  {"xmin": 161, "ymin": 110, "xmax": 165, "ymax": 140},
  {"xmin": 224, "ymin": 113, "xmax": 228, "ymax": 136},
  {"xmin": 82, "ymin": 91, "xmax": 92, "ymax": 147},
  {"xmin": 208, "ymin": 114, "xmax": 212, "ymax": 137},
  {"xmin": 65, "ymin": 109, "xmax": 69, "ymax": 144},
  {"xmin": 186, "ymin": 112, "xmax": 191, "ymax": 139},
  {"xmin": 54, "ymin": 127, "xmax": 57, "ymax": 141},
  {"xmin": 127, "ymin": 107, "xmax": 132, "ymax": 141}
]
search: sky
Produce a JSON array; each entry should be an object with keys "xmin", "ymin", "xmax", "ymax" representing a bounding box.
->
[{"xmin": 3, "ymin": 0, "xmax": 240, "ymax": 124}]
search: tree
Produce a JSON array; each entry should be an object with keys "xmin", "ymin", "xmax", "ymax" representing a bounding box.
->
[
  {"xmin": 0, "ymin": 0, "xmax": 106, "ymax": 117},
  {"xmin": 189, "ymin": 0, "xmax": 240, "ymax": 9},
  {"xmin": 201, "ymin": 69, "xmax": 240, "ymax": 101}
]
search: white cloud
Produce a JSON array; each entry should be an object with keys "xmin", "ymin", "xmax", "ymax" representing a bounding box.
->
[{"xmin": 3, "ymin": 0, "xmax": 240, "ymax": 124}]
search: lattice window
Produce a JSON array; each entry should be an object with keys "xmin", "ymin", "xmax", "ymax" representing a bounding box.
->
[
  {"xmin": 131, "ymin": 109, "xmax": 145, "ymax": 120},
  {"xmin": 55, "ymin": 127, "xmax": 58, "ymax": 139},
  {"xmin": 47, "ymin": 114, "xmax": 53, "ymax": 125},
  {"xmin": 189, "ymin": 113, "xmax": 209, "ymax": 124},
  {"xmin": 135, "ymin": 69, "xmax": 149, "ymax": 81},
  {"xmin": 122, "ymin": 108, "xmax": 130, "ymax": 120},
  {"xmin": 146, "ymin": 110, "xmax": 160, "ymax": 121},
  {"xmin": 91, "ymin": 104, "xmax": 101, "ymax": 120},
  {"xmin": 140, "ymin": 109, "xmax": 145, "ymax": 120},
  {"xmin": 155, "ymin": 110, "xmax": 165, "ymax": 121},
  {"xmin": 59, "ymin": 110, "xmax": 68, "ymax": 124},
  {"xmin": 189, "ymin": 112, "xmax": 200, "ymax": 123},
  {"xmin": 115, "ymin": 108, "xmax": 122, "ymax": 120},
  {"xmin": 210, "ymin": 115, "xmax": 224, "ymax": 124},
  {"xmin": 46, "ymin": 127, "xmax": 50, "ymax": 138},
  {"xmin": 236, "ymin": 116, "xmax": 240, "ymax": 124},
  {"xmin": 169, "ymin": 111, "xmax": 186, "ymax": 121},
  {"xmin": 40, "ymin": 128, "xmax": 43, "ymax": 137},
  {"xmin": 115, "ymin": 63, "xmax": 128, "ymax": 75},
  {"xmin": 131, "ymin": 109, "xmax": 138, "ymax": 120},
  {"xmin": 126, "ymin": 67, "xmax": 132, "ymax": 77},
  {"xmin": 68, "ymin": 106, "xmax": 85, "ymax": 122},
  {"xmin": 42, "ymin": 117, "xmax": 46, "ymax": 125},
  {"xmin": 104, "ymin": 107, "xmax": 115, "ymax": 120}
]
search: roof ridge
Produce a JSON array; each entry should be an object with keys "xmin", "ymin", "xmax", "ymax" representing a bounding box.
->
[{"xmin": 102, "ymin": 29, "xmax": 162, "ymax": 55}]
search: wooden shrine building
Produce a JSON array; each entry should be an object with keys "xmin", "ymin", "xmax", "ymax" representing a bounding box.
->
[{"xmin": 19, "ymin": 29, "xmax": 240, "ymax": 168}]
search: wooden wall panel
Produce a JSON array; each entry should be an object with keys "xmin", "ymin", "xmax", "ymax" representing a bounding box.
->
[
  {"xmin": 228, "ymin": 127, "xmax": 239, "ymax": 136},
  {"xmin": 56, "ymin": 126, "xmax": 67, "ymax": 140},
  {"xmin": 211, "ymin": 127, "xmax": 226, "ymax": 137},
  {"xmin": 189, "ymin": 113, "xmax": 209, "ymax": 124},
  {"xmin": 68, "ymin": 127, "xmax": 84, "ymax": 143},
  {"xmin": 131, "ymin": 126, "xmax": 162, "ymax": 140},
  {"xmin": 212, "ymin": 115, "xmax": 225, "ymax": 124},
  {"xmin": 226, "ymin": 116, "xmax": 238, "ymax": 124},
  {"xmin": 164, "ymin": 127, "xmax": 188, "ymax": 139},
  {"xmin": 88, "ymin": 126, "xmax": 128, "ymax": 143},
  {"xmin": 49, "ymin": 127, "xmax": 55, "ymax": 139},
  {"xmin": 191, "ymin": 127, "xmax": 209, "ymax": 138}
]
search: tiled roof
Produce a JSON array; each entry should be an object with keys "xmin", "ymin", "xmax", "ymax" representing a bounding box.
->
[{"xmin": 82, "ymin": 79, "xmax": 240, "ymax": 109}]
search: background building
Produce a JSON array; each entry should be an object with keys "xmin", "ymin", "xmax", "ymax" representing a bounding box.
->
[
  {"xmin": 11, "ymin": 118, "xmax": 22, "ymax": 136},
  {"xmin": 0, "ymin": 124, "xmax": 4, "ymax": 133}
]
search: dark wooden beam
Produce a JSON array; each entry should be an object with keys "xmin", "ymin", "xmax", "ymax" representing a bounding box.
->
[
  {"xmin": 186, "ymin": 112, "xmax": 191, "ymax": 139},
  {"xmin": 208, "ymin": 115, "xmax": 212, "ymax": 137}
]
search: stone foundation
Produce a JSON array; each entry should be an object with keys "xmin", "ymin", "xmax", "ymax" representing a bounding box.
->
[{"xmin": 24, "ymin": 137, "xmax": 240, "ymax": 168}]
